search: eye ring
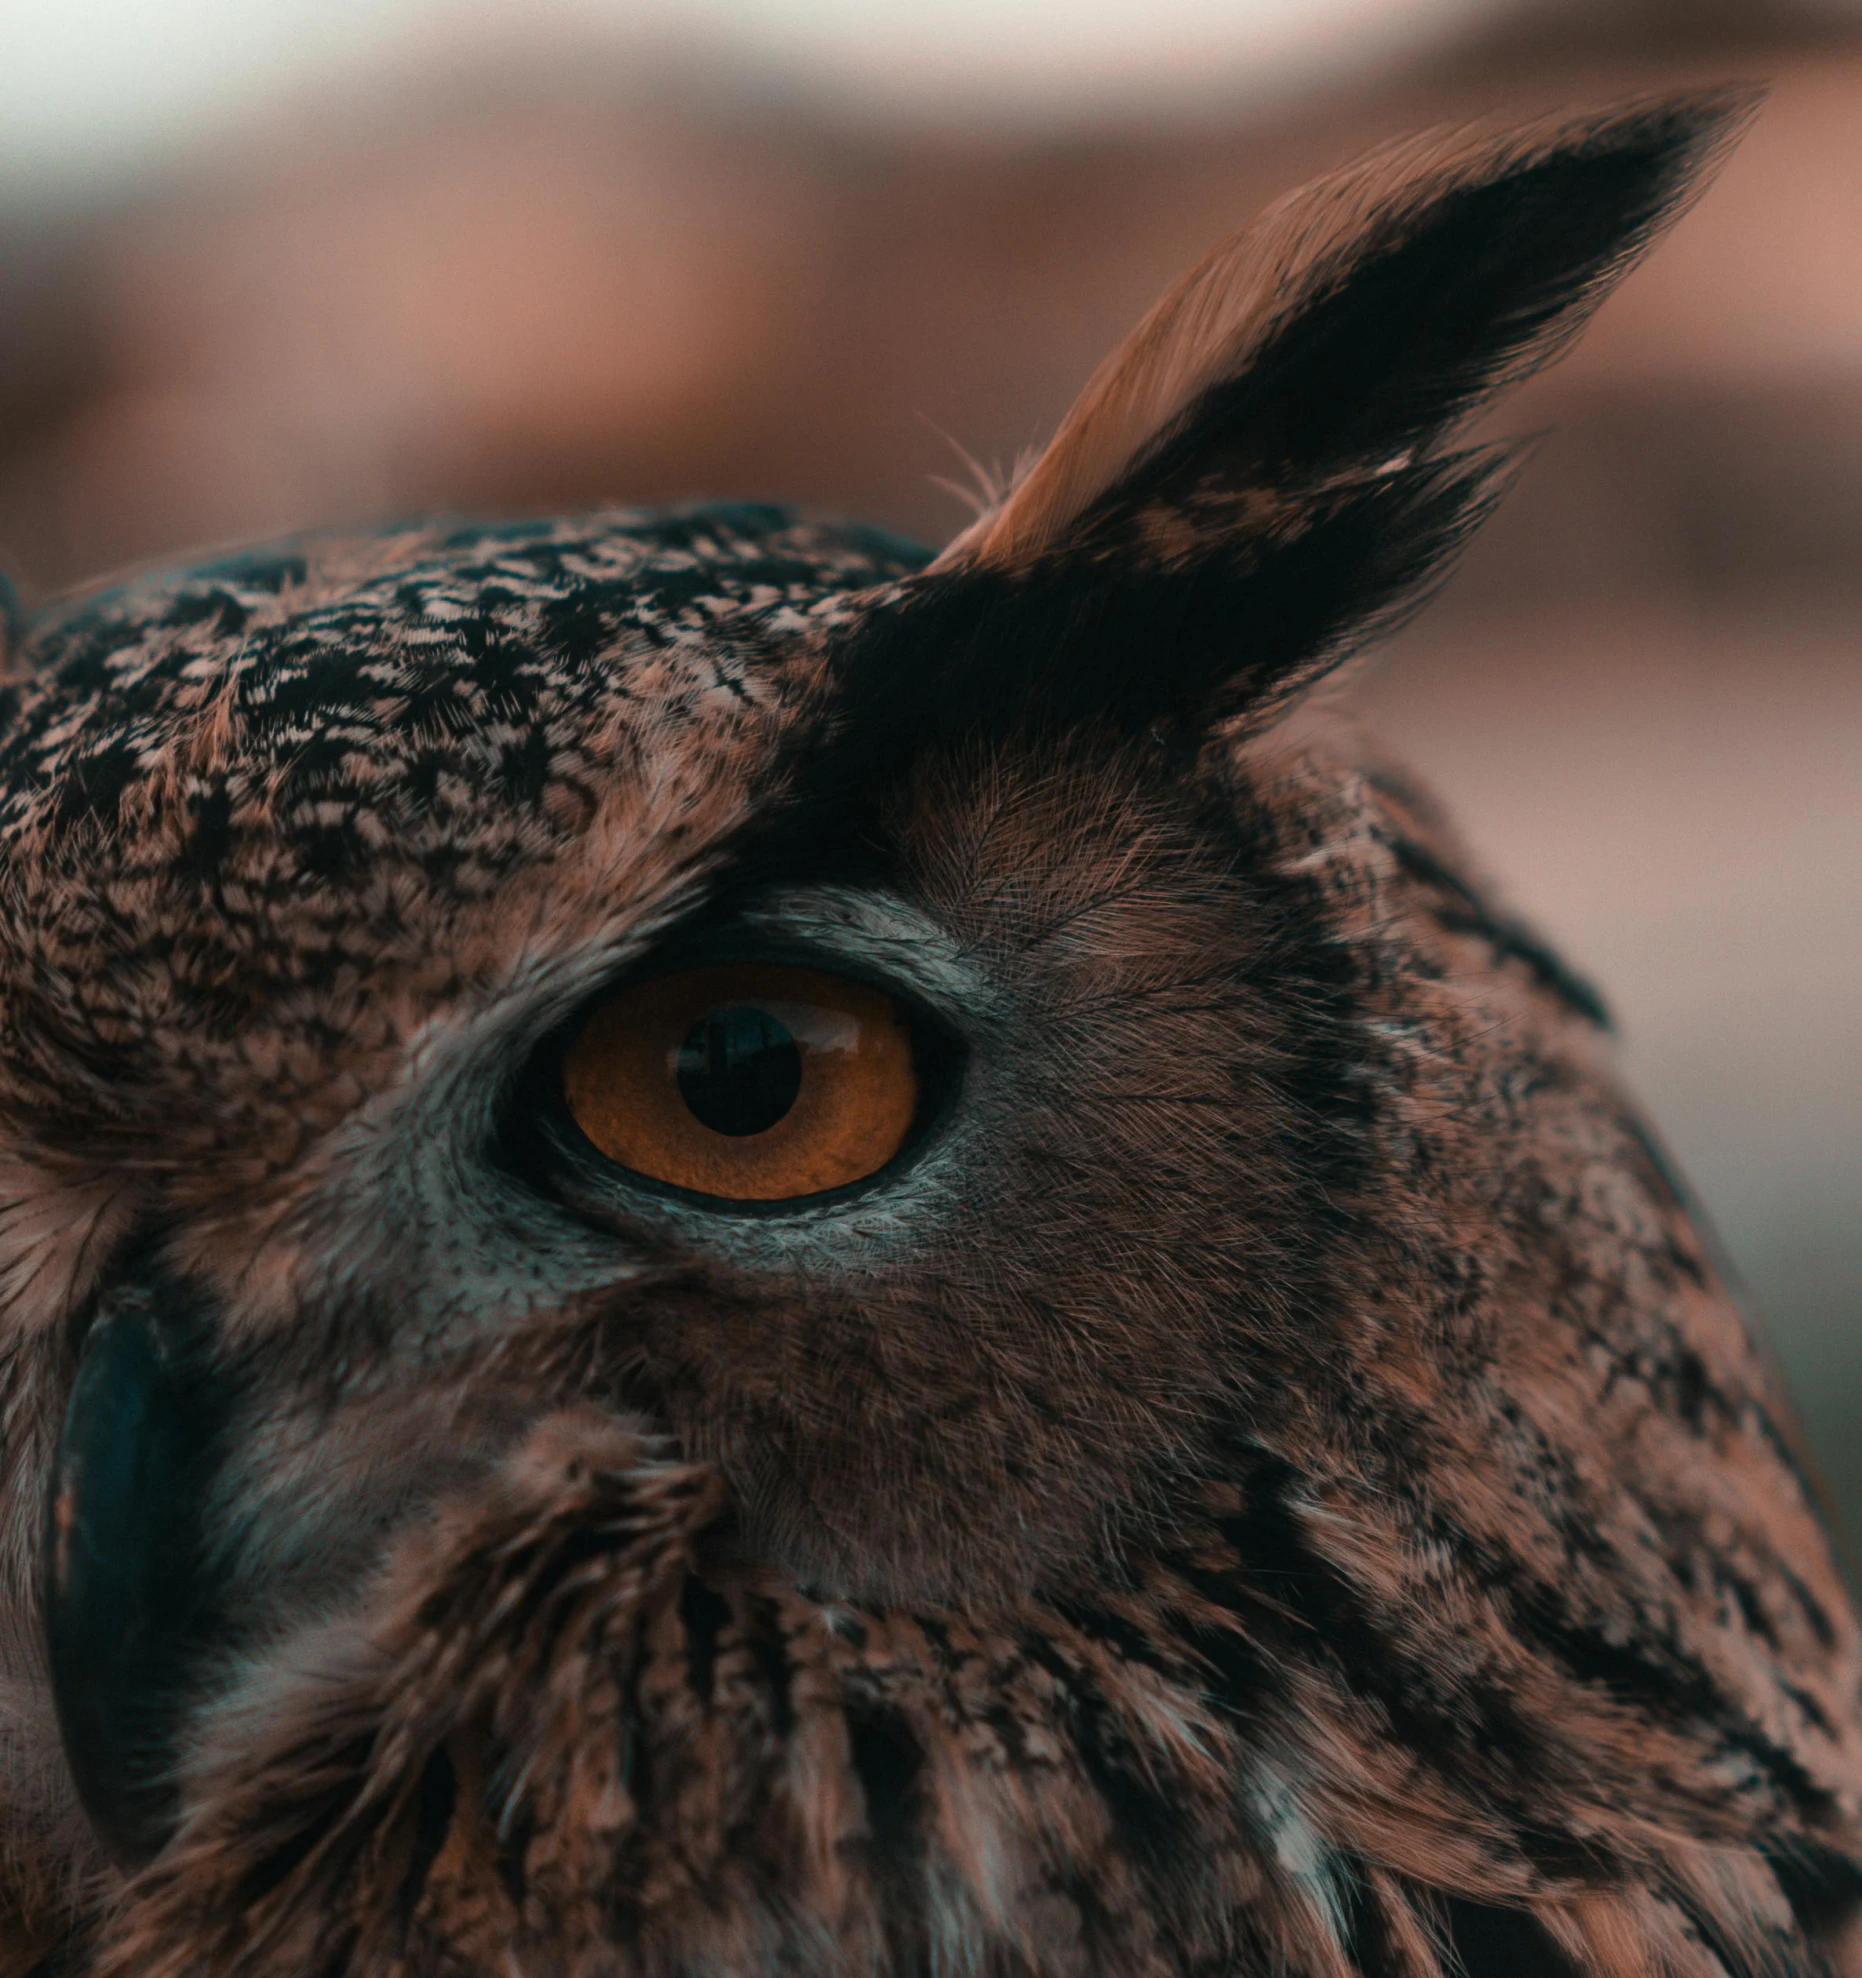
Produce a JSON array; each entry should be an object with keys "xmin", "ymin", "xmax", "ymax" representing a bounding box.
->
[{"xmin": 557, "ymin": 961, "xmax": 935, "ymax": 1204}]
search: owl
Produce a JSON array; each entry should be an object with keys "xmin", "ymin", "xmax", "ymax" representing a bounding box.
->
[{"xmin": 0, "ymin": 83, "xmax": 1851, "ymax": 1978}]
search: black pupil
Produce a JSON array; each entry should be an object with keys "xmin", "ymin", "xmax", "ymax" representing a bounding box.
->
[{"xmin": 675, "ymin": 1006, "xmax": 804, "ymax": 1136}]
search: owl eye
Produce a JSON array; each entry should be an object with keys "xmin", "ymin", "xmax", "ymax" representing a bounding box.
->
[{"xmin": 559, "ymin": 963, "xmax": 922, "ymax": 1201}]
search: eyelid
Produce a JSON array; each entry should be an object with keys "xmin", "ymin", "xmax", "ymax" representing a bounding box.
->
[{"xmin": 727, "ymin": 889, "xmax": 1007, "ymax": 1028}]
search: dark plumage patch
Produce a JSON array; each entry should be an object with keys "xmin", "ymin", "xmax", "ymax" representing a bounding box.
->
[
  {"xmin": 1442, "ymin": 1901, "xmax": 1577, "ymax": 1978},
  {"xmin": 1389, "ymin": 836, "xmax": 1611, "ymax": 1028}
]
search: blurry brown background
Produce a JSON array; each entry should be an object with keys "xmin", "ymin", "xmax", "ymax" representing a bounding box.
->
[{"xmin": 1, "ymin": 0, "xmax": 1858, "ymax": 1529}]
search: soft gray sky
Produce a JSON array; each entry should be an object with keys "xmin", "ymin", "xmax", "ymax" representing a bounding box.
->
[{"xmin": 0, "ymin": 0, "xmax": 1502, "ymax": 190}]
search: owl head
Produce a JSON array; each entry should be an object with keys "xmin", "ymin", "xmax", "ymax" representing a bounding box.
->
[{"xmin": 2, "ymin": 86, "xmax": 1857, "ymax": 1978}]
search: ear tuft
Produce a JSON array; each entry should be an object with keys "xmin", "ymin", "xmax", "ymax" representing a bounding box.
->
[
  {"xmin": 934, "ymin": 88, "xmax": 1759, "ymax": 584},
  {"xmin": 838, "ymin": 92, "xmax": 1757, "ymax": 755}
]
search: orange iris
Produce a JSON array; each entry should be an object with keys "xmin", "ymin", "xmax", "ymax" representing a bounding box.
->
[{"xmin": 561, "ymin": 963, "xmax": 920, "ymax": 1201}]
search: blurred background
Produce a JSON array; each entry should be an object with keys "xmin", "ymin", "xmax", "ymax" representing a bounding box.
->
[{"xmin": 0, "ymin": 0, "xmax": 1857, "ymax": 1528}]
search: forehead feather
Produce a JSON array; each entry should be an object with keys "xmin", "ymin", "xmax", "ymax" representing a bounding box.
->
[
  {"xmin": 0, "ymin": 507, "xmax": 926, "ymax": 1154},
  {"xmin": 2, "ymin": 507, "xmax": 922, "ymax": 851}
]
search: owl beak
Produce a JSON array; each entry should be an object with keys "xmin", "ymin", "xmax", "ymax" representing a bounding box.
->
[{"xmin": 43, "ymin": 1272, "xmax": 232, "ymax": 1868}]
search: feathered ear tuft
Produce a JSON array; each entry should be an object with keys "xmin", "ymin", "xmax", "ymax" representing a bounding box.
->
[{"xmin": 879, "ymin": 89, "xmax": 1758, "ymax": 743}]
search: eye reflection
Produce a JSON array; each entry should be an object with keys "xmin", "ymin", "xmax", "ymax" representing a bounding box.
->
[{"xmin": 674, "ymin": 1008, "xmax": 803, "ymax": 1137}]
